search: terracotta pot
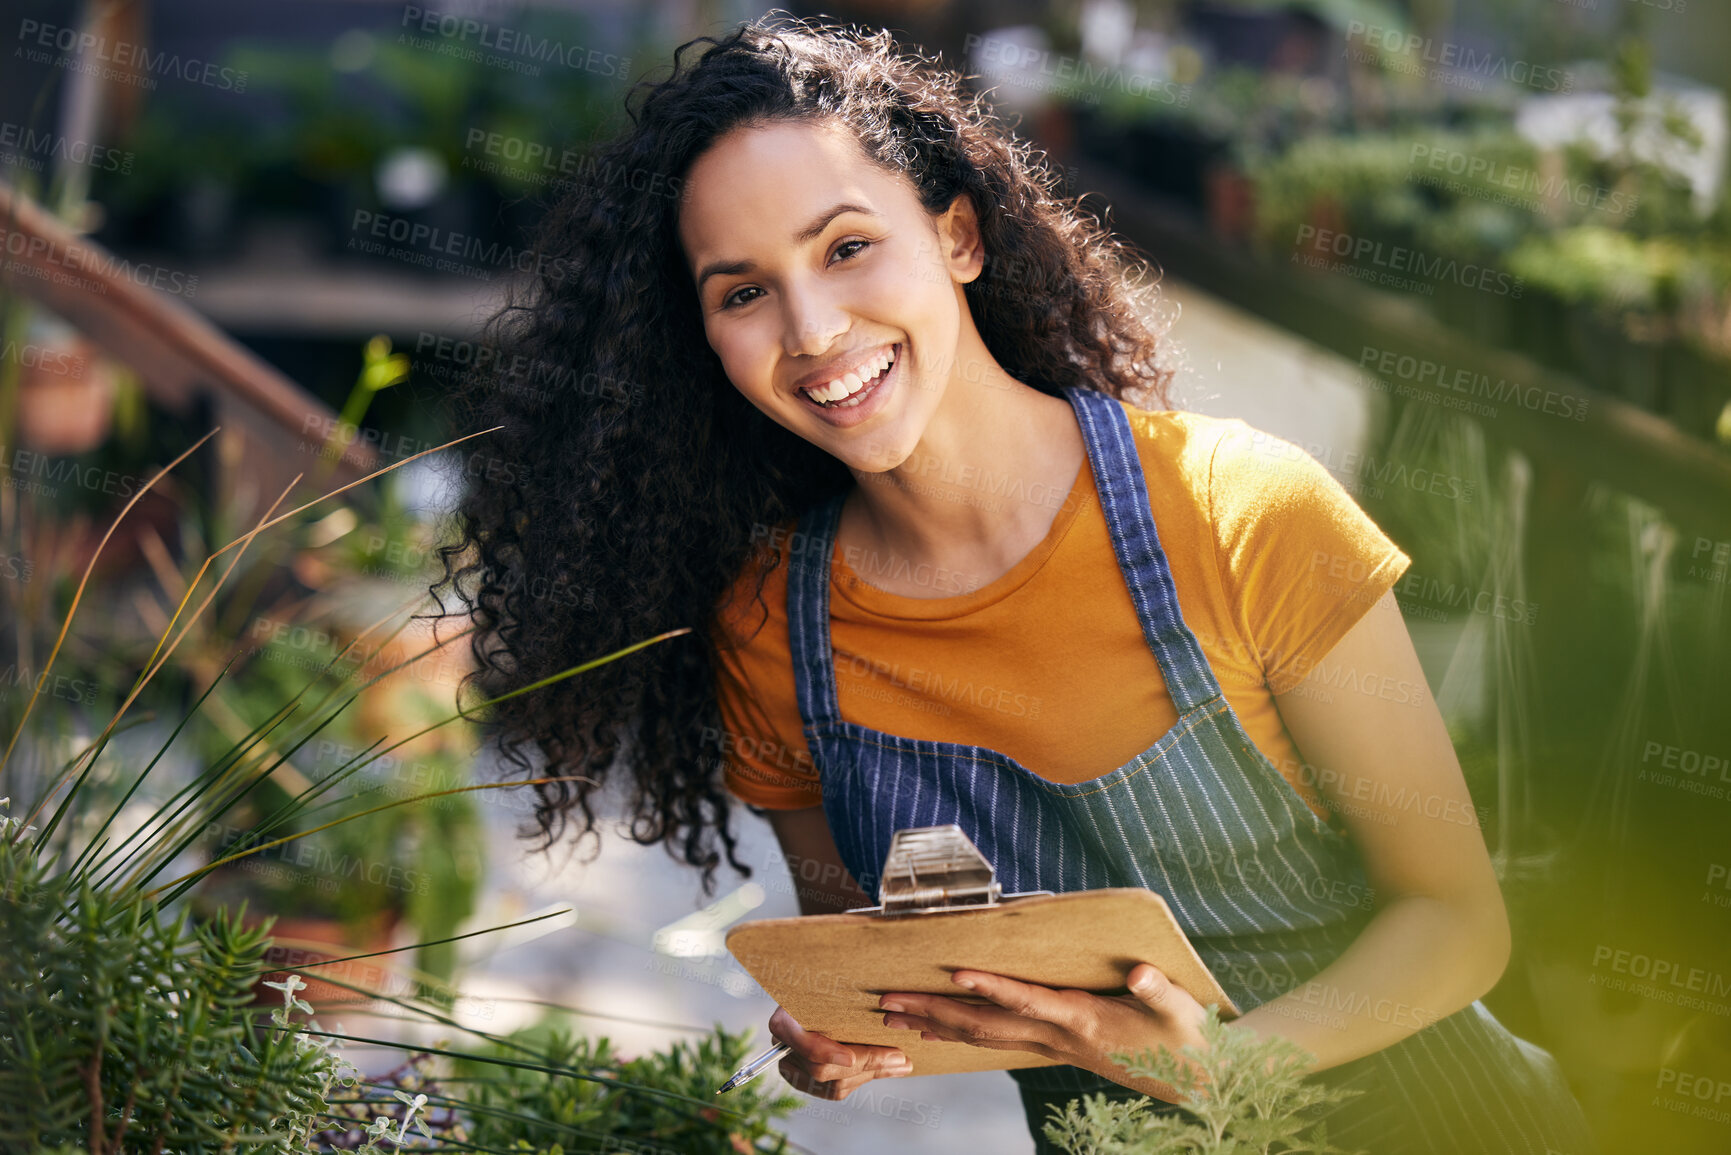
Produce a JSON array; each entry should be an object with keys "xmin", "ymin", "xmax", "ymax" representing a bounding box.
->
[
  {"xmin": 1204, "ymin": 162, "xmax": 1256, "ymax": 244},
  {"xmin": 16, "ymin": 337, "xmax": 117, "ymax": 456},
  {"xmin": 250, "ymin": 908, "xmax": 402, "ymax": 1013}
]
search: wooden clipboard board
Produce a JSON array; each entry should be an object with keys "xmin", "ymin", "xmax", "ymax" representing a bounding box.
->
[{"xmin": 725, "ymin": 827, "xmax": 1240, "ymax": 1076}]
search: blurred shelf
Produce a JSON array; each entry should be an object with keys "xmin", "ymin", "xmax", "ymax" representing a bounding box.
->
[
  {"xmin": 181, "ymin": 260, "xmax": 510, "ymax": 341},
  {"xmin": 1069, "ymin": 158, "xmax": 1731, "ymax": 543}
]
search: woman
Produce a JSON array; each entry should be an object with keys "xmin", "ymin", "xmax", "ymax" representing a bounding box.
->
[{"xmin": 435, "ymin": 16, "xmax": 1598, "ymax": 1154}]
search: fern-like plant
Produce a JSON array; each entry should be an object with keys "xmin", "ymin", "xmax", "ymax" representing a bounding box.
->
[
  {"xmin": 0, "ymin": 806, "xmax": 346, "ymax": 1154},
  {"xmin": 1044, "ymin": 1007, "xmax": 1365, "ymax": 1155},
  {"xmin": 445, "ymin": 1022, "xmax": 799, "ymax": 1155}
]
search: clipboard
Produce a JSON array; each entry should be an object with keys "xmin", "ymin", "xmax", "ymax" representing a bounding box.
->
[{"xmin": 725, "ymin": 825, "xmax": 1241, "ymax": 1076}]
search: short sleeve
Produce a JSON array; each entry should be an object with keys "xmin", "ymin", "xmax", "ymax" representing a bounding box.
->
[
  {"xmin": 710, "ymin": 615, "xmax": 823, "ymax": 810},
  {"xmin": 1207, "ymin": 421, "xmax": 1412, "ymax": 695}
]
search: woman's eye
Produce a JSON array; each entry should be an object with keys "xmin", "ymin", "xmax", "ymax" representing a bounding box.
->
[{"xmin": 719, "ymin": 241, "xmax": 869, "ymax": 310}]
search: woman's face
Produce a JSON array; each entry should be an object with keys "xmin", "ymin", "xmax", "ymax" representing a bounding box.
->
[{"xmin": 678, "ymin": 117, "xmax": 983, "ymax": 473}]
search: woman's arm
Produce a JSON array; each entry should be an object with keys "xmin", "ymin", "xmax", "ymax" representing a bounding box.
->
[
  {"xmin": 761, "ymin": 806, "xmax": 912, "ymax": 1098},
  {"xmin": 1228, "ymin": 586, "xmax": 1510, "ymax": 1066},
  {"xmin": 765, "ymin": 805, "xmax": 875, "ymax": 915},
  {"xmin": 871, "ymin": 589, "xmax": 1510, "ymax": 1090}
]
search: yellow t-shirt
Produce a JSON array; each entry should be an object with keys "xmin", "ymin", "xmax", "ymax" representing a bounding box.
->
[{"xmin": 710, "ymin": 400, "xmax": 1412, "ymax": 819}]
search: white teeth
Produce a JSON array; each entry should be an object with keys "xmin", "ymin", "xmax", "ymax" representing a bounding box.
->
[{"xmin": 805, "ymin": 347, "xmax": 896, "ymax": 405}]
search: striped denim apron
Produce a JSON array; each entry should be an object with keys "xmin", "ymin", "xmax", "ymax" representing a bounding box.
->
[{"xmin": 785, "ymin": 386, "xmax": 1599, "ymax": 1154}]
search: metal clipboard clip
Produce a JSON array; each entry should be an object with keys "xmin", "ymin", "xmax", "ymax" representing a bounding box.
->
[{"xmin": 844, "ymin": 824, "xmax": 1054, "ymax": 917}]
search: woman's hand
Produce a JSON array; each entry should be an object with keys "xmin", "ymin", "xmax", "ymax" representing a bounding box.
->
[
  {"xmin": 877, "ymin": 963, "xmax": 1209, "ymax": 1102},
  {"xmin": 770, "ymin": 1004, "xmax": 914, "ymax": 1100}
]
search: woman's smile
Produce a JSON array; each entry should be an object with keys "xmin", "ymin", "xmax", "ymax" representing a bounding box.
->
[{"xmin": 797, "ymin": 342, "xmax": 900, "ymax": 425}]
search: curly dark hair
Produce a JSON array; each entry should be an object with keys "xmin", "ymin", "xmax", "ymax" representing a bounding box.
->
[{"xmin": 430, "ymin": 12, "xmax": 1175, "ymax": 894}]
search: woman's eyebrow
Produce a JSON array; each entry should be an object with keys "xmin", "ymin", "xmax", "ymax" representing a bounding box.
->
[{"xmin": 695, "ymin": 201, "xmax": 881, "ymax": 292}]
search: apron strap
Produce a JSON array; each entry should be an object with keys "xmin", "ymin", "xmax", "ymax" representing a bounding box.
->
[
  {"xmin": 787, "ymin": 490, "xmax": 847, "ymax": 732},
  {"xmin": 1062, "ymin": 386, "xmax": 1223, "ymax": 714}
]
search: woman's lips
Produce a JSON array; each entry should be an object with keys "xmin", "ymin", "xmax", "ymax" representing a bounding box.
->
[{"xmin": 799, "ymin": 343, "xmax": 899, "ymax": 428}]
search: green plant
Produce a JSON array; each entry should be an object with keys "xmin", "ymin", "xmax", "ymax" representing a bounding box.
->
[
  {"xmin": 0, "ymin": 804, "xmax": 347, "ymax": 1153},
  {"xmin": 1044, "ymin": 1007, "xmax": 1364, "ymax": 1155},
  {"xmin": 1, "ymin": 419, "xmax": 725, "ymax": 1152},
  {"xmin": 449, "ymin": 1021, "xmax": 799, "ymax": 1154},
  {"xmin": 1505, "ymin": 226, "xmax": 1712, "ymax": 316}
]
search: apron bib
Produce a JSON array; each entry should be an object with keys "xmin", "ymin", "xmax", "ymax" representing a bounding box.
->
[{"xmin": 784, "ymin": 386, "xmax": 1598, "ymax": 1155}]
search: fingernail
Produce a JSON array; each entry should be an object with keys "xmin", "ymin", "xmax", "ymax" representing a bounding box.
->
[
  {"xmin": 880, "ymin": 999, "xmax": 906, "ymax": 1014},
  {"xmin": 885, "ymin": 1055, "xmax": 912, "ymax": 1073},
  {"xmin": 952, "ymin": 975, "xmax": 976, "ymax": 990},
  {"xmin": 883, "ymin": 1014, "xmax": 910, "ymax": 1029}
]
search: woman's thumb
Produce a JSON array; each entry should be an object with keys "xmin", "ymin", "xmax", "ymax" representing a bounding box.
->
[{"xmin": 1127, "ymin": 963, "xmax": 1173, "ymax": 1011}]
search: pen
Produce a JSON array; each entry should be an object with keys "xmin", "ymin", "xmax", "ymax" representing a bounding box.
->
[{"xmin": 716, "ymin": 1039, "xmax": 792, "ymax": 1094}]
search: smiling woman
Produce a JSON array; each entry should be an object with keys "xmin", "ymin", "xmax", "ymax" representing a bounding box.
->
[{"xmin": 431, "ymin": 15, "xmax": 1598, "ymax": 1155}]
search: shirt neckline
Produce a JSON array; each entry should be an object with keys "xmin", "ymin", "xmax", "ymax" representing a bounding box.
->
[{"xmin": 828, "ymin": 455, "xmax": 1097, "ymax": 621}]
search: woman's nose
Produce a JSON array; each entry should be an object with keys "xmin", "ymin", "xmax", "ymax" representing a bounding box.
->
[{"xmin": 781, "ymin": 286, "xmax": 849, "ymax": 357}]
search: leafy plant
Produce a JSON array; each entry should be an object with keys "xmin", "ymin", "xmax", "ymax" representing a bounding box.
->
[
  {"xmin": 1504, "ymin": 226, "xmax": 1709, "ymax": 316},
  {"xmin": 449, "ymin": 1021, "xmax": 799, "ymax": 1155},
  {"xmin": 0, "ymin": 806, "xmax": 346, "ymax": 1154},
  {"xmin": 1, "ymin": 416, "xmax": 724, "ymax": 1152},
  {"xmin": 1045, "ymin": 1007, "xmax": 1364, "ymax": 1155}
]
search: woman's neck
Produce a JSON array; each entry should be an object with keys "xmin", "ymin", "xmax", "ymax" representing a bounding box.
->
[{"xmin": 839, "ymin": 342, "xmax": 1088, "ymax": 596}]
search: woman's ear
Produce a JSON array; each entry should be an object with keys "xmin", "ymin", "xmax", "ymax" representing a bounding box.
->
[{"xmin": 935, "ymin": 193, "xmax": 985, "ymax": 285}]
